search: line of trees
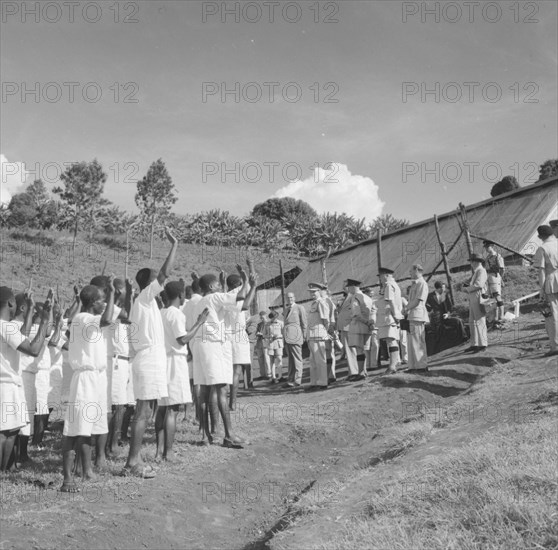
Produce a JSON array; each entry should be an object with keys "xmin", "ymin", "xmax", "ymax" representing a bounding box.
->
[{"xmin": 3, "ymin": 157, "xmax": 556, "ymax": 258}]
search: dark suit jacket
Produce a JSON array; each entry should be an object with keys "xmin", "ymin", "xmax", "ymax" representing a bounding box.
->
[{"xmin": 283, "ymin": 303, "xmax": 307, "ymax": 345}]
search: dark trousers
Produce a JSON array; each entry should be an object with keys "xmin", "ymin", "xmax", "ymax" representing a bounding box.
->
[{"xmin": 286, "ymin": 343, "xmax": 303, "ymax": 385}]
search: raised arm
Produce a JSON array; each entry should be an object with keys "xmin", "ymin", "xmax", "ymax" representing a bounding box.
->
[
  {"xmin": 241, "ymin": 271, "xmax": 258, "ymax": 311},
  {"xmin": 100, "ymin": 275, "xmax": 115, "ymax": 328},
  {"xmin": 157, "ymin": 228, "xmax": 178, "ymax": 286},
  {"xmin": 176, "ymin": 308, "xmax": 210, "ymax": 345},
  {"xmin": 17, "ymin": 295, "xmax": 51, "ymax": 357},
  {"xmin": 235, "ymin": 264, "xmax": 249, "ymax": 302},
  {"xmin": 48, "ymin": 300, "xmax": 64, "ymax": 347},
  {"xmin": 21, "ymin": 290, "xmax": 34, "ymax": 337},
  {"xmin": 65, "ymin": 284, "xmax": 81, "ymax": 322}
]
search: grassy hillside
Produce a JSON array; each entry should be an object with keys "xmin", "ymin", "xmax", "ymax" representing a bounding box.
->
[
  {"xmin": 0, "ymin": 228, "xmax": 306, "ymax": 303},
  {"xmin": 0, "ymin": 228, "xmax": 540, "ymax": 317}
]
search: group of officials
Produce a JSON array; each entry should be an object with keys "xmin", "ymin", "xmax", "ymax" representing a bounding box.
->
[{"xmin": 250, "ymin": 220, "xmax": 558, "ymax": 392}]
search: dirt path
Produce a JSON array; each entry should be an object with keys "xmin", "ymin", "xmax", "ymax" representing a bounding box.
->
[{"xmin": 1, "ymin": 314, "xmax": 554, "ymax": 550}]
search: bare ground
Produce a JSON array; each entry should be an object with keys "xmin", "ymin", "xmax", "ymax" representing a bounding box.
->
[{"xmin": 1, "ymin": 313, "xmax": 556, "ymax": 550}]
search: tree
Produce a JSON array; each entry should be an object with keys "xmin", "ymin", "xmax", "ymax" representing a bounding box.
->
[
  {"xmin": 7, "ymin": 179, "xmax": 58, "ymax": 229},
  {"xmin": 7, "ymin": 192, "xmax": 37, "ymax": 227},
  {"xmin": 251, "ymin": 197, "xmax": 317, "ymax": 223},
  {"xmin": 490, "ymin": 175, "xmax": 520, "ymax": 197},
  {"xmin": 537, "ymin": 159, "xmax": 558, "ymax": 182},
  {"xmin": 135, "ymin": 159, "xmax": 177, "ymax": 259},
  {"xmin": 369, "ymin": 213, "xmax": 409, "ymax": 234},
  {"xmin": 53, "ymin": 160, "xmax": 107, "ymax": 255},
  {"xmin": 26, "ymin": 179, "xmax": 58, "ymax": 229}
]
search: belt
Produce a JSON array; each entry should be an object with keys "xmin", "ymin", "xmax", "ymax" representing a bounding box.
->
[{"xmin": 115, "ymin": 355, "xmax": 130, "ymax": 361}]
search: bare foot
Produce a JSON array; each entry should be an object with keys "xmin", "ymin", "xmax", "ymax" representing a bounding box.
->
[
  {"xmin": 60, "ymin": 481, "xmax": 80, "ymax": 493},
  {"xmin": 163, "ymin": 450, "xmax": 176, "ymax": 462},
  {"xmin": 83, "ymin": 471, "xmax": 98, "ymax": 482}
]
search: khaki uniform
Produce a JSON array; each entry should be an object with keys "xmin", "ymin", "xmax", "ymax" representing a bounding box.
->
[{"xmin": 307, "ymin": 298, "xmax": 329, "ymax": 387}]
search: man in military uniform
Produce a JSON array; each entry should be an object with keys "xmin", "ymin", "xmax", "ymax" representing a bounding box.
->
[
  {"xmin": 376, "ymin": 267, "xmax": 403, "ymax": 374},
  {"xmin": 346, "ymin": 279, "xmax": 372, "ymax": 381},
  {"xmin": 464, "ymin": 254, "xmax": 488, "ymax": 352},
  {"xmin": 306, "ymin": 282, "xmax": 330, "ymax": 391},
  {"xmin": 483, "ymin": 240, "xmax": 505, "ymax": 327}
]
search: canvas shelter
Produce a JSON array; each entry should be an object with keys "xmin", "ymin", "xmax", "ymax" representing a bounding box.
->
[{"xmin": 276, "ymin": 176, "xmax": 558, "ymax": 304}]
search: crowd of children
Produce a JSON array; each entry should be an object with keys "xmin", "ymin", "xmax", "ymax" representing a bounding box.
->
[{"xmin": 0, "ymin": 228, "xmax": 259, "ymax": 489}]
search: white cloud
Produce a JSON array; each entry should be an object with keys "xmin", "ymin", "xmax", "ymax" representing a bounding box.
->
[
  {"xmin": 273, "ymin": 163, "xmax": 385, "ymax": 221},
  {"xmin": 0, "ymin": 154, "xmax": 28, "ymax": 205}
]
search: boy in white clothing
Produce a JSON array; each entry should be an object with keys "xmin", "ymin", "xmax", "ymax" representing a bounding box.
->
[
  {"xmin": 193, "ymin": 265, "xmax": 253, "ymax": 448},
  {"xmin": 122, "ymin": 228, "xmax": 177, "ymax": 478},
  {"xmin": 61, "ymin": 280, "xmax": 115, "ymax": 492},
  {"xmin": 0, "ymin": 286, "xmax": 51, "ymax": 471},
  {"xmin": 156, "ymin": 281, "xmax": 208, "ymax": 461}
]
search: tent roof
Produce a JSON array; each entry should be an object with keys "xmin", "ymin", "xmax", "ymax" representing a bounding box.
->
[{"xmin": 277, "ymin": 176, "xmax": 557, "ymax": 303}]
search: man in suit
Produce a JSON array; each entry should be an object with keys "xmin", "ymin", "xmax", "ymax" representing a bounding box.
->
[
  {"xmin": 283, "ymin": 292, "xmax": 307, "ymax": 387},
  {"xmin": 463, "ymin": 254, "xmax": 488, "ymax": 353},
  {"xmin": 336, "ymin": 281, "xmax": 359, "ymax": 378},
  {"xmin": 426, "ymin": 281, "xmax": 468, "ymax": 354}
]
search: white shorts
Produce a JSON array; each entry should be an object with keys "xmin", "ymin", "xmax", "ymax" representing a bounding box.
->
[
  {"xmin": 132, "ymin": 346, "xmax": 168, "ymax": 401},
  {"xmin": 20, "ymin": 371, "xmax": 36, "ymax": 436},
  {"xmin": 63, "ymin": 370, "xmax": 108, "ymax": 437},
  {"xmin": 0, "ymin": 382, "xmax": 29, "ymax": 432},
  {"xmin": 159, "ymin": 354, "xmax": 192, "ymax": 406},
  {"xmin": 108, "ymin": 356, "xmax": 131, "ymax": 406},
  {"xmin": 48, "ymin": 362, "xmax": 63, "ymax": 411},
  {"xmin": 35, "ymin": 369, "xmax": 50, "ymax": 415},
  {"xmin": 193, "ymin": 340, "xmax": 233, "ymax": 386},
  {"xmin": 378, "ymin": 324, "xmax": 400, "ymax": 341}
]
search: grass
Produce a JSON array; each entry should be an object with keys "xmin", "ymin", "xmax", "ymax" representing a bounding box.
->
[
  {"xmin": 0, "ymin": 228, "xmax": 306, "ymax": 304},
  {"xmin": 326, "ymin": 414, "xmax": 557, "ymax": 550}
]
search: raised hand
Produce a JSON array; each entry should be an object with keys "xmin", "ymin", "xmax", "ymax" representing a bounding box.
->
[
  {"xmin": 73, "ymin": 284, "xmax": 80, "ymax": 299},
  {"xmin": 246, "ymin": 255, "xmax": 255, "ymax": 274},
  {"xmin": 24, "ymin": 289, "xmax": 35, "ymax": 309},
  {"xmin": 52, "ymin": 299, "xmax": 61, "ymax": 320},
  {"xmin": 236, "ymin": 264, "xmax": 247, "ymax": 282},
  {"xmin": 165, "ymin": 227, "xmax": 177, "ymax": 245},
  {"xmin": 248, "ymin": 271, "xmax": 258, "ymax": 286},
  {"xmin": 219, "ymin": 270, "xmax": 226, "ymax": 291},
  {"xmin": 107, "ymin": 274, "xmax": 115, "ymax": 293},
  {"xmin": 42, "ymin": 290, "xmax": 53, "ymax": 318}
]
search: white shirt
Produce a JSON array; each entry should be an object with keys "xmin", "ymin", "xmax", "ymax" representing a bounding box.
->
[
  {"xmin": 68, "ymin": 312, "xmax": 107, "ymax": 372},
  {"xmin": 19, "ymin": 323, "xmax": 51, "ymax": 373},
  {"xmin": 194, "ymin": 292, "xmax": 237, "ymax": 343},
  {"xmin": 182, "ymin": 293, "xmax": 203, "ymax": 332},
  {"xmin": 0, "ymin": 319, "xmax": 26, "ymax": 385},
  {"xmin": 224, "ymin": 287, "xmax": 247, "ymax": 336},
  {"xmin": 162, "ymin": 306, "xmax": 188, "ymax": 356},
  {"xmin": 130, "ymin": 280, "xmax": 165, "ymax": 352}
]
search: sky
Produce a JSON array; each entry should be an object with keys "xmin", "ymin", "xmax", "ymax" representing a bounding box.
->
[{"xmin": 1, "ymin": 0, "xmax": 557, "ymax": 223}]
